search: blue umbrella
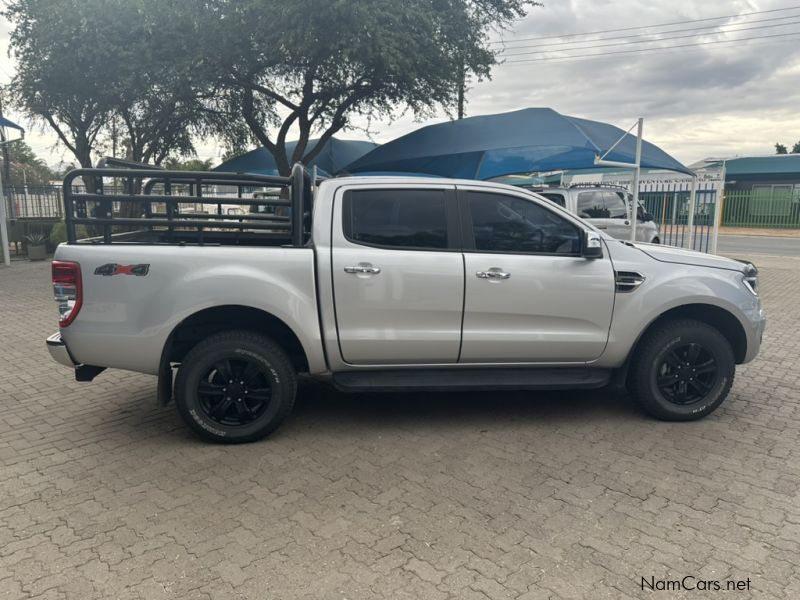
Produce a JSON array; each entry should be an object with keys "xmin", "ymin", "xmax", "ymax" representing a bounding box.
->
[
  {"xmin": 214, "ymin": 137, "xmax": 379, "ymax": 176},
  {"xmin": 343, "ymin": 108, "xmax": 691, "ymax": 178},
  {"xmin": 0, "ymin": 116, "xmax": 24, "ymax": 132}
]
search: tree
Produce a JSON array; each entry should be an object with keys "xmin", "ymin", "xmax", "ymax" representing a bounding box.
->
[
  {"xmin": 163, "ymin": 157, "xmax": 213, "ymax": 171},
  {"xmin": 201, "ymin": 0, "xmax": 534, "ymax": 175},
  {"xmin": 775, "ymin": 143, "xmax": 788, "ymax": 154},
  {"xmin": 8, "ymin": 0, "xmax": 534, "ymax": 179},
  {"xmin": 5, "ymin": 0, "xmax": 208, "ymax": 173},
  {"xmin": 0, "ymin": 140, "xmax": 57, "ymax": 186},
  {"xmin": 792, "ymin": 142, "xmax": 800, "ymax": 154},
  {"xmin": 5, "ymin": 0, "xmax": 118, "ymax": 170},
  {"xmin": 102, "ymin": 1, "xmax": 210, "ymax": 166}
]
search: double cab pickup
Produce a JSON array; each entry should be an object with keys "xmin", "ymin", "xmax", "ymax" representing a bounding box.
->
[{"xmin": 47, "ymin": 165, "xmax": 766, "ymax": 442}]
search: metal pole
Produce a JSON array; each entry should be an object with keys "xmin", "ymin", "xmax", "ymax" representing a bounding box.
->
[
  {"xmin": 710, "ymin": 161, "xmax": 726, "ymax": 254},
  {"xmin": 457, "ymin": 58, "xmax": 466, "ymax": 119},
  {"xmin": 685, "ymin": 175, "xmax": 697, "ymax": 250},
  {"xmin": 629, "ymin": 117, "xmax": 643, "ymax": 241},
  {"xmin": 0, "ymin": 168, "xmax": 10, "ymax": 266}
]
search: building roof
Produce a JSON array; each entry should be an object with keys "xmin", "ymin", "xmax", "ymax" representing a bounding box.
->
[{"xmin": 693, "ymin": 154, "xmax": 800, "ymax": 177}]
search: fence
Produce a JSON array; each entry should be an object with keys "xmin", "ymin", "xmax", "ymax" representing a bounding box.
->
[
  {"xmin": 639, "ymin": 183, "xmax": 718, "ymax": 252},
  {"xmin": 722, "ymin": 188, "xmax": 800, "ymax": 229},
  {"xmin": 3, "ymin": 183, "xmax": 240, "ymax": 221},
  {"xmin": 4, "ymin": 185, "xmax": 64, "ymax": 220}
]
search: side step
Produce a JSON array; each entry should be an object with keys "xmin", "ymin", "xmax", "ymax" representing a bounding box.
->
[{"xmin": 332, "ymin": 368, "xmax": 611, "ymax": 393}]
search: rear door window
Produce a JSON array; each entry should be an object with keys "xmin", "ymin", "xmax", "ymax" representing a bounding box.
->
[
  {"xmin": 577, "ymin": 191, "xmax": 606, "ymax": 218},
  {"xmin": 343, "ymin": 189, "xmax": 449, "ymax": 250},
  {"xmin": 602, "ymin": 191, "xmax": 628, "ymax": 219}
]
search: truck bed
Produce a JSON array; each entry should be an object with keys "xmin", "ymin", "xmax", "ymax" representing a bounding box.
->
[{"xmin": 56, "ymin": 242, "xmax": 326, "ymax": 375}]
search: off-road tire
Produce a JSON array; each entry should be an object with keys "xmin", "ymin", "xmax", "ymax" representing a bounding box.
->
[
  {"xmin": 630, "ymin": 318, "xmax": 735, "ymax": 421},
  {"xmin": 175, "ymin": 330, "xmax": 297, "ymax": 443}
]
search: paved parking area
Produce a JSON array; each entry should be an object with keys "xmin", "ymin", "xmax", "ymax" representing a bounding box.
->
[{"xmin": 1, "ymin": 256, "xmax": 799, "ymax": 599}]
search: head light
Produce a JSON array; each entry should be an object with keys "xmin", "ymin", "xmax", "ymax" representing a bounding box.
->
[{"xmin": 741, "ymin": 263, "xmax": 758, "ymax": 296}]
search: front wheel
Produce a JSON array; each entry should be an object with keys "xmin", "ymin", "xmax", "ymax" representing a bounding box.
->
[
  {"xmin": 174, "ymin": 331, "xmax": 297, "ymax": 443},
  {"xmin": 629, "ymin": 318, "xmax": 735, "ymax": 420}
]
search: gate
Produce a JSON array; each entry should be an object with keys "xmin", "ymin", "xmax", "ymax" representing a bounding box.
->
[{"xmin": 639, "ymin": 182, "xmax": 719, "ymax": 252}]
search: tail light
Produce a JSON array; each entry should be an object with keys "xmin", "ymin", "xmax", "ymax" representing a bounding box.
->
[{"xmin": 52, "ymin": 261, "xmax": 83, "ymax": 327}]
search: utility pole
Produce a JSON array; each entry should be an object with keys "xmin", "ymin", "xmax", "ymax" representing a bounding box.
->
[
  {"xmin": 629, "ymin": 117, "xmax": 643, "ymax": 242},
  {"xmin": 0, "ymin": 108, "xmax": 25, "ymax": 267},
  {"xmin": 0, "ymin": 96, "xmax": 11, "ymax": 186},
  {"xmin": 112, "ymin": 117, "xmax": 117, "ymax": 158},
  {"xmin": 457, "ymin": 61, "xmax": 466, "ymax": 120}
]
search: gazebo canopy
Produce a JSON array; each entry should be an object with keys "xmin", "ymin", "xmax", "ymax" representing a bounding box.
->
[
  {"xmin": 344, "ymin": 108, "xmax": 691, "ymax": 179},
  {"xmin": 215, "ymin": 138, "xmax": 378, "ymax": 177}
]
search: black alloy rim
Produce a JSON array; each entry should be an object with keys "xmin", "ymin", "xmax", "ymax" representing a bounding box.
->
[
  {"xmin": 197, "ymin": 358, "xmax": 273, "ymax": 426},
  {"xmin": 656, "ymin": 343, "xmax": 718, "ymax": 405}
]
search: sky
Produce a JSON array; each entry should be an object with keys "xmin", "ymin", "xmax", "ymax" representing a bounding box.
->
[{"xmin": 2, "ymin": 0, "xmax": 800, "ymax": 169}]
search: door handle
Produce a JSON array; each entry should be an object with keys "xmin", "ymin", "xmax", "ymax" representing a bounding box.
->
[
  {"xmin": 476, "ymin": 270, "xmax": 511, "ymax": 279},
  {"xmin": 595, "ymin": 225, "xmax": 608, "ymax": 229},
  {"xmin": 344, "ymin": 263, "xmax": 381, "ymax": 275}
]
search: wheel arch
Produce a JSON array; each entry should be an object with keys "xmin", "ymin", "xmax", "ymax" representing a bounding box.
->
[
  {"xmin": 636, "ymin": 303, "xmax": 748, "ymax": 365},
  {"xmin": 165, "ymin": 304, "xmax": 310, "ymax": 370},
  {"xmin": 613, "ymin": 302, "xmax": 747, "ymax": 390},
  {"xmin": 158, "ymin": 305, "xmax": 311, "ymax": 404}
]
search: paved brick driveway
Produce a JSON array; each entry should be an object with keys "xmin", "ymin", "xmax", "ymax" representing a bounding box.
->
[{"xmin": 1, "ymin": 256, "xmax": 799, "ymax": 599}]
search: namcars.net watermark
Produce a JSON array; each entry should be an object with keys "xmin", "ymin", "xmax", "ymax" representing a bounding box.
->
[{"xmin": 641, "ymin": 576, "xmax": 752, "ymax": 592}]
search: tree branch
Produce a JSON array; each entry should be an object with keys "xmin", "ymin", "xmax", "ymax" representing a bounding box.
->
[
  {"xmin": 241, "ymin": 87, "xmax": 278, "ymax": 155},
  {"xmin": 302, "ymin": 85, "xmax": 374, "ymax": 166},
  {"xmin": 228, "ymin": 72, "xmax": 299, "ymax": 112},
  {"xmin": 42, "ymin": 114, "xmax": 78, "ymax": 158}
]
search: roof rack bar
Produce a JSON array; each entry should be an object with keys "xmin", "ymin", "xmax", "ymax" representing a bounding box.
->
[
  {"xmin": 291, "ymin": 163, "xmax": 312, "ymax": 248},
  {"xmin": 69, "ymin": 217, "xmax": 292, "ymax": 231},
  {"xmin": 62, "ymin": 165, "xmax": 307, "ymax": 245}
]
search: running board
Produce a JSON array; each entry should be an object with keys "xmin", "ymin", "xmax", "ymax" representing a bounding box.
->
[{"xmin": 332, "ymin": 368, "xmax": 611, "ymax": 393}]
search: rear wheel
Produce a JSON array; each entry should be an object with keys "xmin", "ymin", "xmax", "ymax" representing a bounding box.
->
[
  {"xmin": 630, "ymin": 318, "xmax": 735, "ymax": 420},
  {"xmin": 175, "ymin": 331, "xmax": 297, "ymax": 443}
]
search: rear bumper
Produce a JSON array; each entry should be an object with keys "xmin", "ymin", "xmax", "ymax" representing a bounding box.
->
[
  {"xmin": 46, "ymin": 332, "xmax": 76, "ymax": 368},
  {"xmin": 46, "ymin": 332, "xmax": 107, "ymax": 380}
]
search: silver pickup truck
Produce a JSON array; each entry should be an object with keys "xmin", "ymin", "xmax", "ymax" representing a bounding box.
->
[{"xmin": 47, "ymin": 165, "xmax": 766, "ymax": 443}]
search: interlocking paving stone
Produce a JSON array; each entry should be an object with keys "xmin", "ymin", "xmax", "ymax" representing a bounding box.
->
[{"xmin": 1, "ymin": 256, "xmax": 798, "ymax": 599}]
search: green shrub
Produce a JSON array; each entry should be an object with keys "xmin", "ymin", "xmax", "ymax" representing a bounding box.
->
[{"xmin": 49, "ymin": 221, "xmax": 89, "ymax": 245}]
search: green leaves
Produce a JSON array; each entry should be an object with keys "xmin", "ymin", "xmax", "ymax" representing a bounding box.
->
[
  {"xmin": 6, "ymin": 0, "xmax": 208, "ymax": 167},
  {"xmin": 6, "ymin": 0, "xmax": 533, "ymax": 174},
  {"xmin": 206, "ymin": 0, "xmax": 532, "ymax": 173}
]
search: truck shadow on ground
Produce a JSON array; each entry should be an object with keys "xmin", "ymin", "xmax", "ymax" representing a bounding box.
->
[{"xmin": 286, "ymin": 379, "xmax": 643, "ymax": 432}]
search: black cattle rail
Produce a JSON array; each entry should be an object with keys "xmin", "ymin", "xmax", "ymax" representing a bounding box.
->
[{"xmin": 62, "ymin": 163, "xmax": 314, "ymax": 247}]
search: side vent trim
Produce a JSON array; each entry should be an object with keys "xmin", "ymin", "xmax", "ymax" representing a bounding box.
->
[{"xmin": 615, "ymin": 271, "xmax": 646, "ymax": 293}]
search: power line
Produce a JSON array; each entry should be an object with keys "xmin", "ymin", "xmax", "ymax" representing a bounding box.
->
[
  {"xmin": 491, "ymin": 5, "xmax": 800, "ymax": 45},
  {"xmin": 498, "ymin": 12, "xmax": 800, "ymax": 52},
  {"xmin": 500, "ymin": 35, "xmax": 800, "ymax": 66},
  {"xmin": 503, "ymin": 31, "xmax": 800, "ymax": 64},
  {"xmin": 500, "ymin": 18, "xmax": 800, "ymax": 57}
]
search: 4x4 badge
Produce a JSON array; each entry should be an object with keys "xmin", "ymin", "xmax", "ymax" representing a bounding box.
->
[{"xmin": 94, "ymin": 263, "xmax": 150, "ymax": 276}]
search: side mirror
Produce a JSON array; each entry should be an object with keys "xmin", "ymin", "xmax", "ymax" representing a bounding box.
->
[
  {"xmin": 582, "ymin": 230, "xmax": 603, "ymax": 259},
  {"xmin": 637, "ymin": 206, "xmax": 653, "ymax": 222}
]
